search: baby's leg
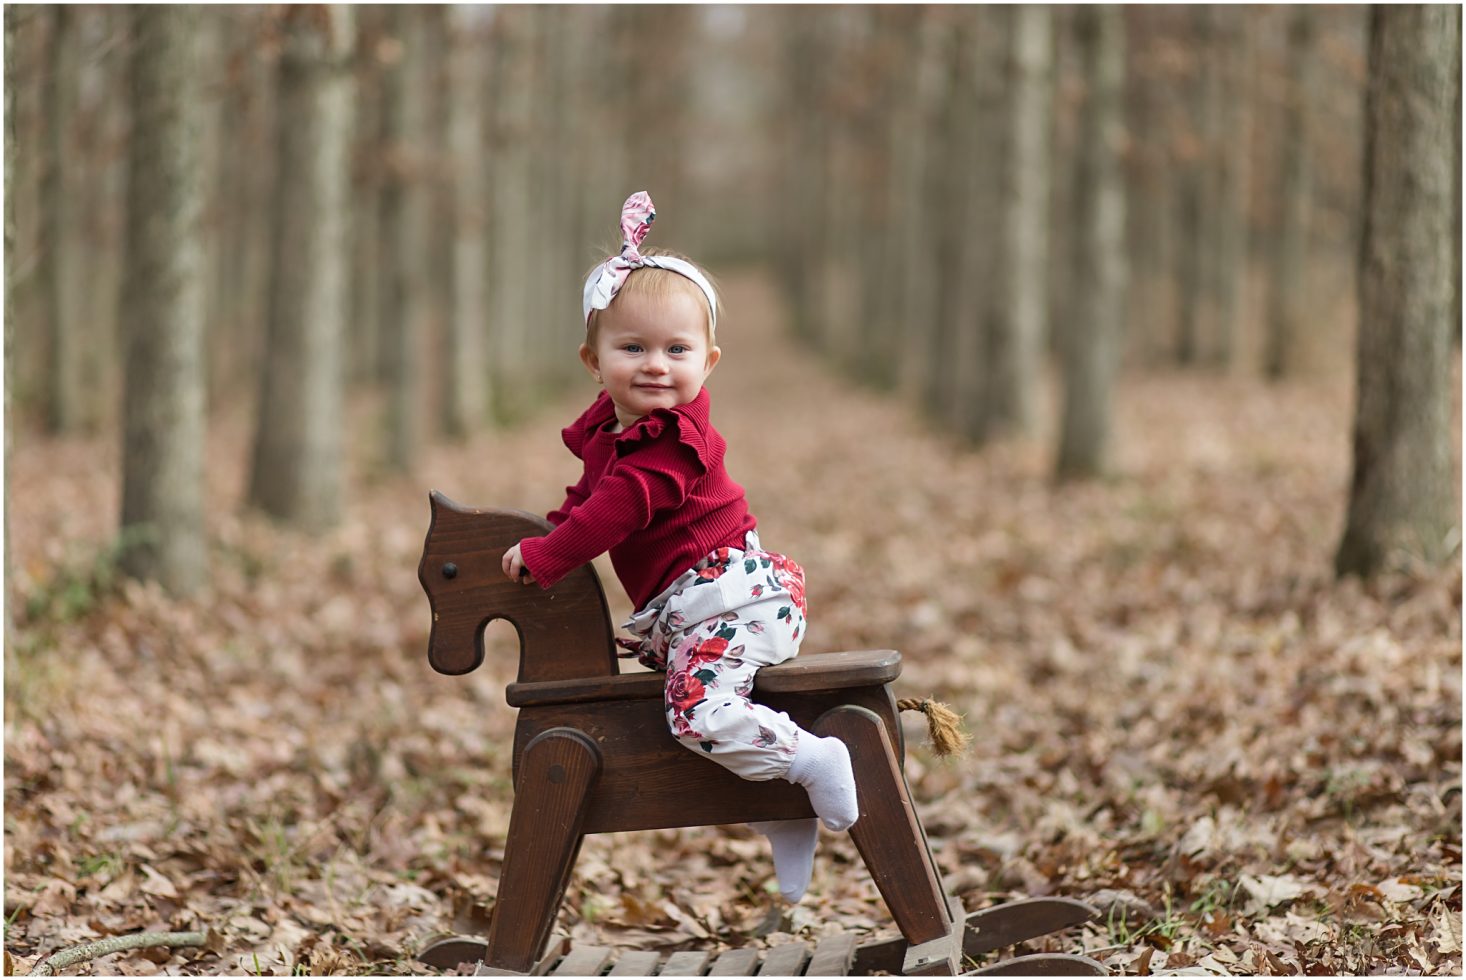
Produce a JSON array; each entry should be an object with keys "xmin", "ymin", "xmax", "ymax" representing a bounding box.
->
[
  {"xmin": 663, "ymin": 615, "xmax": 801, "ymax": 780},
  {"xmin": 664, "ymin": 615, "xmax": 855, "ymax": 902},
  {"xmin": 663, "ymin": 603, "xmax": 858, "ymax": 829},
  {"xmin": 748, "ymin": 818, "xmax": 819, "ymax": 902}
]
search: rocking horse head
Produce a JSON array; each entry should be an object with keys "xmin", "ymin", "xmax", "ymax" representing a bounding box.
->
[{"xmin": 417, "ymin": 491, "xmax": 618, "ymax": 682}]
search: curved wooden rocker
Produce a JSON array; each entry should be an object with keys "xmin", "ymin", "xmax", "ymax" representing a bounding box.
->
[{"xmin": 415, "ymin": 493, "xmax": 1104, "ymax": 976}]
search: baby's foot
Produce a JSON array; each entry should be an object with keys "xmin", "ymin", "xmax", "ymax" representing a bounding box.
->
[
  {"xmin": 750, "ymin": 818, "xmax": 820, "ymax": 903},
  {"xmin": 787, "ymin": 734, "xmax": 859, "ymax": 831}
]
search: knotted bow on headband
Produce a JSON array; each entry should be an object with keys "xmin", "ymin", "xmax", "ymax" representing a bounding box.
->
[{"xmin": 582, "ymin": 192, "xmax": 719, "ymax": 331}]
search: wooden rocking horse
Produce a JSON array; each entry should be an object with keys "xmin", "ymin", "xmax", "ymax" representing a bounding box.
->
[{"xmin": 415, "ymin": 493, "xmax": 1104, "ymax": 976}]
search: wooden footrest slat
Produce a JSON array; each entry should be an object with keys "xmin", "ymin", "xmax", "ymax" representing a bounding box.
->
[
  {"xmin": 757, "ymin": 941, "xmax": 811, "ymax": 976},
  {"xmin": 805, "ymin": 935, "xmax": 857, "ymax": 977},
  {"xmin": 549, "ymin": 946, "xmax": 614, "ymax": 977},
  {"xmin": 707, "ymin": 948, "xmax": 761, "ymax": 976},
  {"xmin": 606, "ymin": 950, "xmax": 662, "ymax": 976},
  {"xmin": 661, "ymin": 950, "xmax": 714, "ymax": 976}
]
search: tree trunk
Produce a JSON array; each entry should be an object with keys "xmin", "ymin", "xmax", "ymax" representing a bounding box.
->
[
  {"xmin": 1207, "ymin": 7, "xmax": 1253, "ymax": 370},
  {"xmin": 202, "ymin": 10, "xmax": 258, "ymax": 411},
  {"xmin": 119, "ymin": 5, "xmax": 207, "ymax": 594},
  {"xmin": 897, "ymin": 12, "xmax": 945, "ymax": 406},
  {"xmin": 1336, "ymin": 5, "xmax": 1459, "ymax": 576},
  {"xmin": 6, "ymin": 5, "xmax": 18, "ymax": 645},
  {"xmin": 485, "ymin": 6, "xmax": 535, "ymax": 416},
  {"xmin": 419, "ymin": 6, "xmax": 457, "ymax": 437},
  {"xmin": 857, "ymin": 7, "xmax": 919, "ymax": 391},
  {"xmin": 443, "ymin": 6, "xmax": 489, "ymax": 438},
  {"xmin": 247, "ymin": 6, "xmax": 353, "ymax": 531},
  {"xmin": 946, "ymin": 7, "xmax": 1003, "ymax": 441},
  {"xmin": 73, "ymin": 8, "xmax": 124, "ymax": 433},
  {"xmin": 1055, "ymin": 5, "xmax": 1127, "ymax": 482},
  {"xmin": 378, "ymin": 6, "xmax": 420, "ymax": 469},
  {"xmin": 781, "ymin": 10, "xmax": 825, "ymax": 347},
  {"xmin": 1265, "ymin": 7, "xmax": 1316, "ymax": 380},
  {"xmin": 1175, "ymin": 8, "xmax": 1212, "ymax": 366},
  {"xmin": 991, "ymin": 4, "xmax": 1053, "ymax": 437},
  {"xmin": 1125, "ymin": 9, "xmax": 1178, "ymax": 366},
  {"xmin": 40, "ymin": 5, "xmax": 82, "ymax": 433}
]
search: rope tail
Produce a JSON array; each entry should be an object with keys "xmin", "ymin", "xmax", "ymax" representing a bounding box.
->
[{"xmin": 896, "ymin": 697, "xmax": 972, "ymax": 757}]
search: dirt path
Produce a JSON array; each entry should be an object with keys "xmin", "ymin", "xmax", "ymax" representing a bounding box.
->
[{"xmin": 5, "ymin": 271, "xmax": 1460, "ymax": 975}]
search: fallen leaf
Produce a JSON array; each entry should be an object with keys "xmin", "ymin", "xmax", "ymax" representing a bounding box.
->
[
  {"xmin": 1239, "ymin": 874, "xmax": 1310, "ymax": 916},
  {"xmin": 1431, "ymin": 903, "xmax": 1462, "ymax": 955},
  {"xmin": 1375, "ymin": 876, "xmax": 1425, "ymax": 903}
]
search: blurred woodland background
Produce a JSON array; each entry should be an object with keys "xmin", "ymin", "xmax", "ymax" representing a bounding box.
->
[{"xmin": 4, "ymin": 4, "xmax": 1462, "ymax": 977}]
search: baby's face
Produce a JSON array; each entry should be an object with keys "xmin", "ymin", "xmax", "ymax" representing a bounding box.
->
[{"xmin": 582, "ymin": 290, "xmax": 721, "ymax": 430}]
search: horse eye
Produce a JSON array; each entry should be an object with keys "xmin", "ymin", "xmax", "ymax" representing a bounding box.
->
[{"xmin": 442, "ymin": 563, "xmax": 458, "ymax": 579}]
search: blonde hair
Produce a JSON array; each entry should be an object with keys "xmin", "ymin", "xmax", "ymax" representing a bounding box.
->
[{"xmin": 584, "ymin": 246, "xmax": 720, "ymax": 348}]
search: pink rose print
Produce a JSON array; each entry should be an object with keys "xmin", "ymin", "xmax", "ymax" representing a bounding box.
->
[
  {"xmin": 768, "ymin": 554, "xmax": 807, "ymax": 615},
  {"xmin": 695, "ymin": 548, "xmax": 734, "ymax": 583},
  {"xmin": 688, "ymin": 636, "xmax": 729, "ymax": 665},
  {"xmin": 667, "ymin": 669, "xmax": 706, "ymax": 716},
  {"xmin": 670, "ymin": 712, "xmax": 704, "ymax": 741}
]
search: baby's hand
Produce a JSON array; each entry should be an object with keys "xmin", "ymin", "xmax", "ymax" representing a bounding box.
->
[{"xmin": 502, "ymin": 543, "xmax": 536, "ymax": 584}]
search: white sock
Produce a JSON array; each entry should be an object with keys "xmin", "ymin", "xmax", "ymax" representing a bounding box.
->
[
  {"xmin": 786, "ymin": 734, "xmax": 859, "ymax": 831},
  {"xmin": 750, "ymin": 818, "xmax": 820, "ymax": 903}
]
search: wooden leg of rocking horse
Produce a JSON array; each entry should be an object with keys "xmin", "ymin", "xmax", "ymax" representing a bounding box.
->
[
  {"xmin": 815, "ymin": 705, "xmax": 960, "ymax": 974},
  {"xmin": 485, "ymin": 728, "xmax": 602, "ymax": 974}
]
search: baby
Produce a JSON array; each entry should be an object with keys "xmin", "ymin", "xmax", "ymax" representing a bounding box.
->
[{"xmin": 501, "ymin": 192, "xmax": 858, "ymax": 902}]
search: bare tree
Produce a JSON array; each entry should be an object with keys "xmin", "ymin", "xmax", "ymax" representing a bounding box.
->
[
  {"xmin": 1055, "ymin": 5, "xmax": 1128, "ymax": 481},
  {"xmin": 944, "ymin": 6, "xmax": 1003, "ymax": 441},
  {"xmin": 1206, "ymin": 7, "xmax": 1253, "ymax": 369},
  {"xmin": 991, "ymin": 4, "xmax": 1054, "ymax": 436},
  {"xmin": 118, "ymin": 5, "xmax": 207, "ymax": 593},
  {"xmin": 378, "ymin": 6, "xmax": 420, "ymax": 470},
  {"xmin": 247, "ymin": 6, "xmax": 353, "ymax": 531},
  {"xmin": 6, "ymin": 5, "xmax": 18, "ymax": 644},
  {"xmin": 1175, "ymin": 7, "xmax": 1213, "ymax": 367},
  {"xmin": 1336, "ymin": 5, "xmax": 1460, "ymax": 576},
  {"xmin": 485, "ymin": 6, "xmax": 536, "ymax": 414},
  {"xmin": 1264, "ymin": 7, "xmax": 1317, "ymax": 380},
  {"xmin": 40, "ymin": 5, "xmax": 82, "ymax": 434},
  {"xmin": 443, "ymin": 5, "xmax": 490, "ymax": 438}
]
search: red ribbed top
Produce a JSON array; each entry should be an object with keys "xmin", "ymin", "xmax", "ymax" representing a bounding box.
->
[{"xmin": 518, "ymin": 387, "xmax": 757, "ymax": 611}]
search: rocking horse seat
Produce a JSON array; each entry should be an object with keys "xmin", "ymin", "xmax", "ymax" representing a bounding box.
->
[{"xmin": 505, "ymin": 648, "xmax": 902, "ymax": 707}]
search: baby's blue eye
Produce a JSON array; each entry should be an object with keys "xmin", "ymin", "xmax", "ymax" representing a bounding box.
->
[
  {"xmin": 670, "ymin": 345, "xmax": 690, "ymax": 355},
  {"xmin": 624, "ymin": 344, "xmax": 643, "ymax": 353}
]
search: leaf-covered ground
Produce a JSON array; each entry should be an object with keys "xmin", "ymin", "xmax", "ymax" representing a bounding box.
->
[{"xmin": 5, "ymin": 274, "xmax": 1461, "ymax": 976}]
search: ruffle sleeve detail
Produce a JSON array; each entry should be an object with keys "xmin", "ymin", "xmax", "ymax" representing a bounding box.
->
[
  {"xmin": 561, "ymin": 391, "xmax": 617, "ymax": 460},
  {"xmin": 613, "ymin": 403, "xmax": 714, "ymax": 473}
]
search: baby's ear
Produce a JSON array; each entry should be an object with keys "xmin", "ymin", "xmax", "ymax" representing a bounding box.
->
[
  {"xmin": 704, "ymin": 346, "xmax": 722, "ymax": 374},
  {"xmin": 579, "ymin": 343, "xmax": 600, "ymax": 376}
]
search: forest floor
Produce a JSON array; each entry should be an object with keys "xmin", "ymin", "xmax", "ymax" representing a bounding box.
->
[{"xmin": 4, "ymin": 273, "xmax": 1461, "ymax": 977}]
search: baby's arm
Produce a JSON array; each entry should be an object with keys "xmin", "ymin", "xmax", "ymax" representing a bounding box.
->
[
  {"xmin": 547, "ymin": 471, "xmax": 592, "ymax": 527},
  {"xmin": 507, "ymin": 438, "xmax": 699, "ymax": 587}
]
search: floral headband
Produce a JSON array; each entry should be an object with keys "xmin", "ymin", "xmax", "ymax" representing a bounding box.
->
[{"xmin": 582, "ymin": 191, "xmax": 719, "ymax": 331}]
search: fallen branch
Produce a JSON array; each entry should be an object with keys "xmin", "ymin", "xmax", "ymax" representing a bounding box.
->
[{"xmin": 28, "ymin": 931, "xmax": 208, "ymax": 976}]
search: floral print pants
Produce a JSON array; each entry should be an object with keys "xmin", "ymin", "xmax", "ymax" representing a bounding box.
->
[{"xmin": 620, "ymin": 531, "xmax": 809, "ymax": 781}]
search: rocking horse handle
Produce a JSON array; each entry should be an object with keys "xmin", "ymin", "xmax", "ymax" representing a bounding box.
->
[{"xmin": 418, "ymin": 491, "xmax": 618, "ymax": 683}]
